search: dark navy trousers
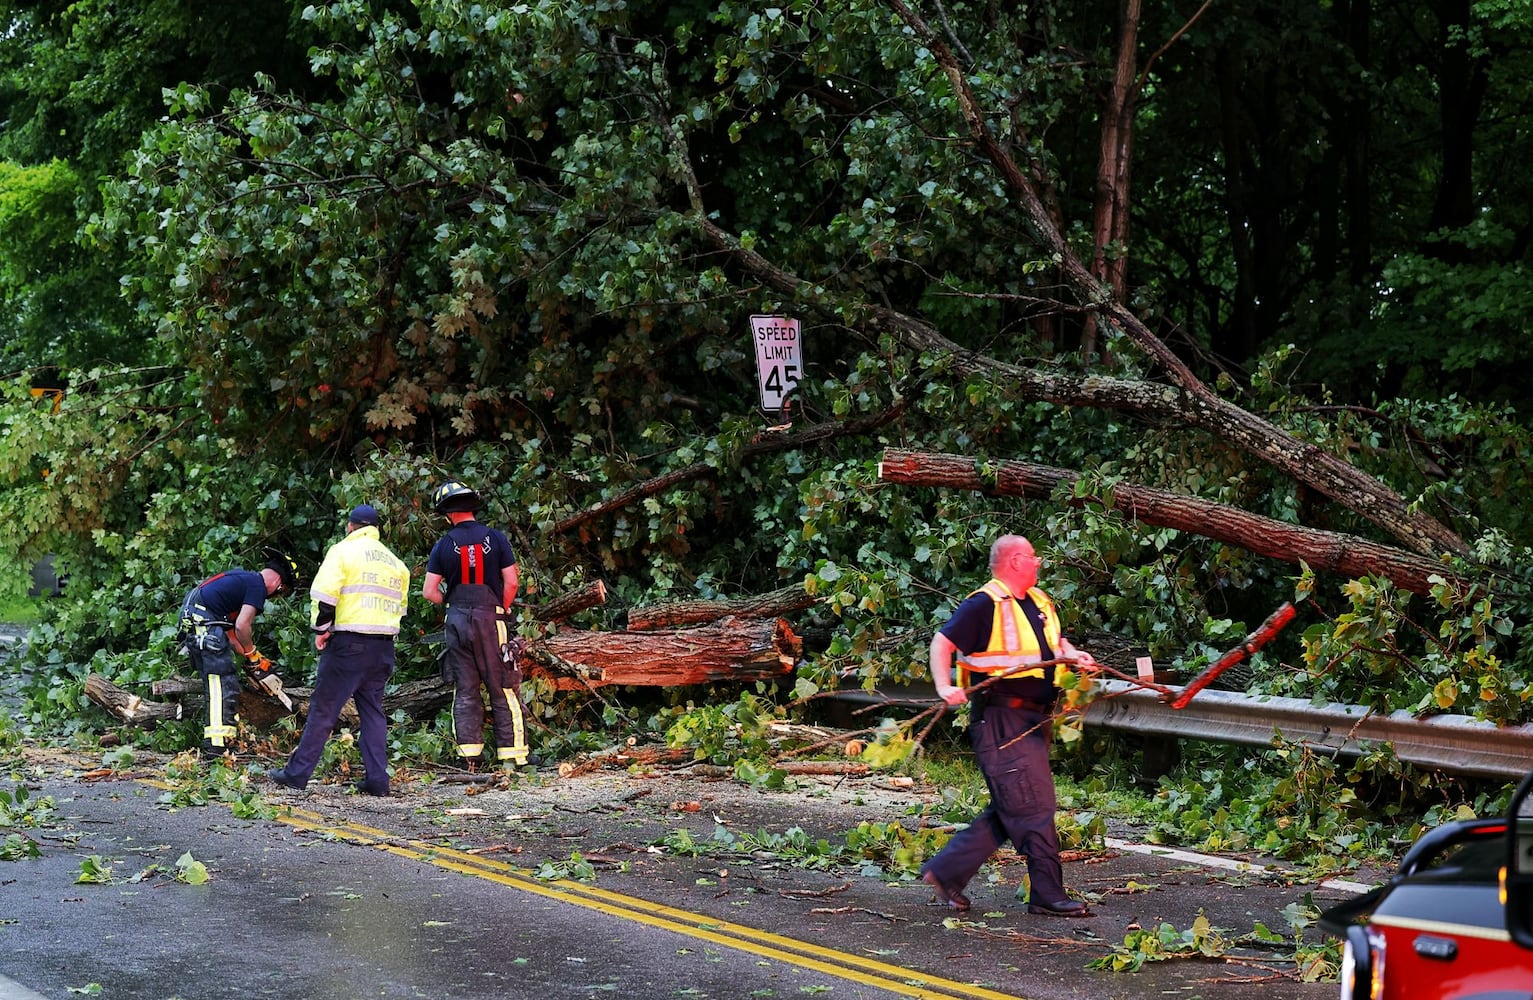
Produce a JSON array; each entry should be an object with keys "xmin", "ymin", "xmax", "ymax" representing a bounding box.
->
[
  {"xmin": 921, "ymin": 704, "xmax": 1066, "ymax": 904},
  {"xmin": 281, "ymin": 632, "xmax": 395, "ymax": 791}
]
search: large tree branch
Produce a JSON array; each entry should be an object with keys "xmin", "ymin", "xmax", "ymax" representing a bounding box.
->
[
  {"xmin": 690, "ymin": 213, "xmax": 1463, "ymax": 557},
  {"xmin": 626, "ymin": 585, "xmax": 817, "ymax": 631},
  {"xmin": 881, "ymin": 0, "xmax": 1464, "ymax": 558},
  {"xmin": 877, "ymin": 449, "xmax": 1453, "ymax": 594},
  {"xmin": 553, "ymin": 401, "xmax": 907, "ymax": 535}
]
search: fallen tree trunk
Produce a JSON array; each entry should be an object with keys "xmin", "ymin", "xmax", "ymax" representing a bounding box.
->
[
  {"xmin": 879, "ymin": 1, "xmax": 1465, "ymax": 560},
  {"xmin": 384, "ymin": 616, "xmax": 801, "ymax": 716},
  {"xmin": 93, "ymin": 615, "xmax": 800, "ymax": 731},
  {"xmin": 150, "ymin": 675, "xmax": 202, "ymax": 699},
  {"xmin": 85, "ymin": 674, "xmax": 183, "ymax": 725},
  {"xmin": 377, "ymin": 673, "xmax": 455, "ymax": 721},
  {"xmin": 531, "ymin": 579, "xmax": 608, "ymax": 623},
  {"xmin": 878, "ymin": 449, "xmax": 1450, "ymax": 594},
  {"xmin": 537, "ymin": 615, "xmax": 800, "ymax": 689},
  {"xmin": 626, "ymin": 585, "xmax": 816, "ymax": 630},
  {"xmin": 141, "ymin": 673, "xmax": 345, "ymax": 731},
  {"xmin": 659, "ymin": 7, "xmax": 1462, "ymax": 562}
]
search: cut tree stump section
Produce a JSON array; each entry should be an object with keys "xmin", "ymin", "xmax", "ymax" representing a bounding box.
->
[{"xmin": 90, "ymin": 673, "xmax": 331, "ymax": 730}]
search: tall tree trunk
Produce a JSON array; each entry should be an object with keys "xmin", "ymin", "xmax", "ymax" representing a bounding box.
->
[
  {"xmin": 1084, "ymin": 0, "xmax": 1142, "ymax": 362},
  {"xmin": 1428, "ymin": 0, "xmax": 1486, "ymax": 237},
  {"xmin": 1342, "ymin": 0, "xmax": 1373, "ymax": 285}
]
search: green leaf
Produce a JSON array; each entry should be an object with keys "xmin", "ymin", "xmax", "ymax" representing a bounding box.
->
[{"xmin": 175, "ymin": 852, "xmax": 210, "ymax": 885}]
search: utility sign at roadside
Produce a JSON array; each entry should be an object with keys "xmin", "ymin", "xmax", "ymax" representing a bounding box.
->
[{"xmin": 750, "ymin": 314, "xmax": 802, "ymax": 413}]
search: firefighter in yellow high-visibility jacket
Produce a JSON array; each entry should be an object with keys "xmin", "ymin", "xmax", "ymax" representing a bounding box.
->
[{"xmin": 267, "ymin": 505, "xmax": 408, "ymax": 796}]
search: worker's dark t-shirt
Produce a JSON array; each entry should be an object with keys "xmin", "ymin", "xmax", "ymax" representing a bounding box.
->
[
  {"xmin": 187, "ymin": 570, "xmax": 267, "ymax": 622},
  {"xmin": 426, "ymin": 521, "xmax": 517, "ymax": 606},
  {"xmin": 939, "ymin": 590, "xmax": 1056, "ymax": 704}
]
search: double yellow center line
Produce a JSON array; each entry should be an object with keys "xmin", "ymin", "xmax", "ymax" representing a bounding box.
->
[{"xmin": 275, "ymin": 804, "xmax": 1024, "ymax": 1000}]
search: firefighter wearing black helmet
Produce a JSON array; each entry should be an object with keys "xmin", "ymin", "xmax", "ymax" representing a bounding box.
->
[
  {"xmin": 176, "ymin": 551, "xmax": 299, "ymax": 754},
  {"xmin": 422, "ymin": 481, "xmax": 529, "ymax": 769}
]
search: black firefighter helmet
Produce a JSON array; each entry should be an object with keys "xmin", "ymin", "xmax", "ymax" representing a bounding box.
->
[
  {"xmin": 262, "ymin": 547, "xmax": 300, "ymax": 595},
  {"xmin": 432, "ymin": 480, "xmax": 483, "ymax": 514}
]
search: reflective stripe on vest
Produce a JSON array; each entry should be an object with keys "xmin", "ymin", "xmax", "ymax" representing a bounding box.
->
[
  {"xmin": 955, "ymin": 580, "xmax": 1061, "ymax": 688},
  {"xmin": 308, "ymin": 527, "xmax": 409, "ymax": 636}
]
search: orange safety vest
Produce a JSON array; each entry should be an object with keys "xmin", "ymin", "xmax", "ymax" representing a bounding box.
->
[{"xmin": 954, "ymin": 580, "xmax": 1063, "ymax": 688}]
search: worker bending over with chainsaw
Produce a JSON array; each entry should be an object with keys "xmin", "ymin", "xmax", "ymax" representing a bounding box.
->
[
  {"xmin": 268, "ymin": 505, "xmax": 408, "ymax": 796},
  {"xmin": 919, "ymin": 534, "xmax": 1099, "ymax": 918},
  {"xmin": 422, "ymin": 480, "xmax": 529, "ymax": 770},
  {"xmin": 178, "ymin": 552, "xmax": 299, "ymax": 755}
]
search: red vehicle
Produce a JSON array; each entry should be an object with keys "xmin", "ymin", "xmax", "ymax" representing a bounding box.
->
[{"xmin": 1321, "ymin": 768, "xmax": 1533, "ymax": 998}]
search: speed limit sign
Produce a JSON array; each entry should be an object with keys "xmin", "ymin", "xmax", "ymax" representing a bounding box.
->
[{"xmin": 749, "ymin": 314, "xmax": 802, "ymax": 413}]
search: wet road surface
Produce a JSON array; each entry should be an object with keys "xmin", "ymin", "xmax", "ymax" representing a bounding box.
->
[{"xmin": 0, "ymin": 751, "xmax": 1350, "ymax": 1000}]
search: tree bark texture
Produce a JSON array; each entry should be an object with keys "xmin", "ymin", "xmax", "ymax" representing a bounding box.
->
[
  {"xmin": 537, "ymin": 616, "xmax": 801, "ymax": 690},
  {"xmin": 530, "ymin": 579, "xmax": 608, "ymax": 622},
  {"xmin": 626, "ymin": 585, "xmax": 817, "ymax": 630},
  {"xmin": 878, "ymin": 449, "xmax": 1450, "ymax": 594}
]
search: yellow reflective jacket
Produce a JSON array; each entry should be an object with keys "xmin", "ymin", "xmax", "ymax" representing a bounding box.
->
[
  {"xmin": 309, "ymin": 526, "xmax": 409, "ymax": 636},
  {"xmin": 954, "ymin": 579, "xmax": 1062, "ymax": 688}
]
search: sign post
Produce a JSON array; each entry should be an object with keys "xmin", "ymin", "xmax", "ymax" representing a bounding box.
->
[{"xmin": 749, "ymin": 314, "xmax": 802, "ymax": 416}]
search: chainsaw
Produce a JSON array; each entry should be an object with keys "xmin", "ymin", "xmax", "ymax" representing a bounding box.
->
[{"xmin": 243, "ymin": 651, "xmax": 294, "ymax": 711}]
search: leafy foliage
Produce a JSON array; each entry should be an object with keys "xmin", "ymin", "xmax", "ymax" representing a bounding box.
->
[
  {"xmin": 0, "ymin": 783, "xmax": 54, "ymax": 861},
  {"xmin": 1, "ymin": 0, "xmax": 1532, "ymax": 881},
  {"xmin": 1088, "ymin": 913, "xmax": 1231, "ymax": 972},
  {"xmin": 0, "ymin": 161, "xmax": 140, "ymax": 370},
  {"xmin": 74, "ymin": 855, "xmax": 114, "ymax": 885},
  {"xmin": 533, "ymin": 851, "xmax": 598, "ymax": 883},
  {"xmin": 157, "ymin": 753, "xmax": 276, "ymax": 819}
]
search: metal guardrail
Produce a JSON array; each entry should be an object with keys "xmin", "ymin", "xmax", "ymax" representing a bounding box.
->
[
  {"xmin": 831, "ymin": 679, "xmax": 1533, "ymax": 781},
  {"xmin": 1083, "ymin": 679, "xmax": 1533, "ymax": 781}
]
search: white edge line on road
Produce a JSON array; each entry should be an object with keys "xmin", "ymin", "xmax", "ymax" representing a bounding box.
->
[
  {"xmin": 0, "ymin": 973, "xmax": 52, "ymax": 1000},
  {"xmin": 1105, "ymin": 837, "xmax": 1377, "ymax": 895}
]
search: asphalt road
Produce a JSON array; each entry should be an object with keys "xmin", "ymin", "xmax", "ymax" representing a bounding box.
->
[{"xmin": 0, "ymin": 747, "xmax": 1355, "ymax": 1000}]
